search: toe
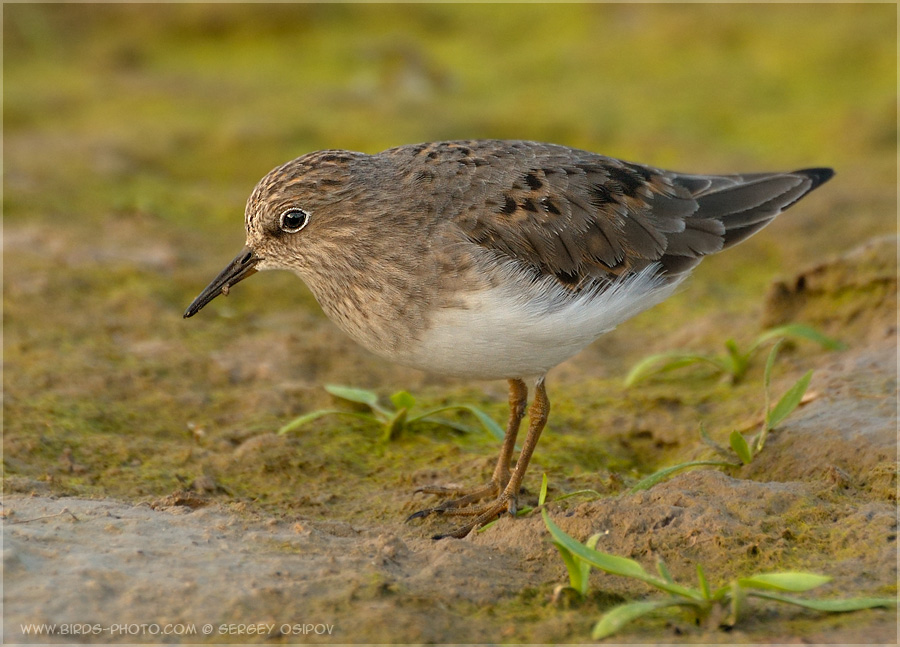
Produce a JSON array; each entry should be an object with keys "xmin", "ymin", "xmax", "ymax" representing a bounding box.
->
[{"xmin": 406, "ymin": 507, "xmax": 441, "ymax": 522}]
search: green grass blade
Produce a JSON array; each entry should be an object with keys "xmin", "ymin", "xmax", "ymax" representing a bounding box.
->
[
  {"xmin": 699, "ymin": 423, "xmax": 725, "ymax": 452},
  {"xmin": 408, "ymin": 405, "xmax": 457, "ymax": 422},
  {"xmin": 411, "ymin": 416, "xmax": 477, "ymax": 434},
  {"xmin": 383, "ymin": 408, "xmax": 408, "ymax": 441},
  {"xmin": 580, "ymin": 533, "xmax": 602, "ymax": 595},
  {"xmin": 541, "ymin": 510, "xmax": 704, "ymax": 600},
  {"xmin": 729, "ymin": 430, "xmax": 753, "ymax": 465},
  {"xmin": 627, "ymin": 460, "xmax": 735, "ymax": 494},
  {"xmin": 730, "ymin": 580, "xmax": 747, "ymax": 625},
  {"xmin": 738, "ymin": 572, "xmax": 831, "ymax": 592},
  {"xmin": 476, "ymin": 519, "xmax": 498, "ymax": 533},
  {"xmin": 277, "ymin": 410, "xmax": 373, "ymax": 435},
  {"xmin": 748, "ymin": 590, "xmax": 897, "ymax": 612},
  {"xmin": 543, "ymin": 510, "xmax": 647, "ymax": 578},
  {"xmin": 757, "ymin": 340, "xmax": 785, "ymax": 452},
  {"xmin": 723, "ymin": 338, "xmax": 750, "ymax": 380},
  {"xmin": 539, "ymin": 472, "xmax": 549, "ymax": 506},
  {"xmin": 454, "ymin": 405, "xmax": 506, "ymax": 441},
  {"xmin": 552, "ymin": 541, "xmax": 589, "ymax": 595},
  {"xmin": 324, "ymin": 384, "xmax": 379, "ymax": 406},
  {"xmin": 278, "ymin": 409, "xmax": 340, "ymax": 434},
  {"xmin": 711, "ymin": 583, "xmax": 732, "ymax": 601},
  {"xmin": 762, "ymin": 340, "xmax": 783, "ymax": 396},
  {"xmin": 410, "ymin": 404, "xmax": 505, "ymax": 441},
  {"xmin": 766, "ymin": 370, "xmax": 813, "ymax": 429},
  {"xmin": 324, "ymin": 384, "xmax": 394, "ymax": 419},
  {"xmin": 755, "ymin": 323, "xmax": 846, "ymax": 351},
  {"xmin": 389, "ymin": 390, "xmax": 416, "ymax": 411},
  {"xmin": 697, "ymin": 563, "xmax": 711, "ymax": 600},
  {"xmin": 592, "ymin": 599, "xmax": 696, "ymax": 639},
  {"xmin": 656, "ymin": 557, "xmax": 673, "ymax": 583},
  {"xmin": 624, "ymin": 352, "xmax": 729, "ymax": 386}
]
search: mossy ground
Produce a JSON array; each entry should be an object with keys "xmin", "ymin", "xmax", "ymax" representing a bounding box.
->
[{"xmin": 3, "ymin": 4, "xmax": 897, "ymax": 644}]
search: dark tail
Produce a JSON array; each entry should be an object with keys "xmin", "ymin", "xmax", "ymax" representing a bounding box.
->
[
  {"xmin": 694, "ymin": 167, "xmax": 834, "ymax": 248},
  {"xmin": 656, "ymin": 167, "xmax": 834, "ymax": 275}
]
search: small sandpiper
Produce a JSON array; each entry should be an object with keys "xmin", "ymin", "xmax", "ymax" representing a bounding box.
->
[{"xmin": 185, "ymin": 139, "xmax": 832, "ymax": 539}]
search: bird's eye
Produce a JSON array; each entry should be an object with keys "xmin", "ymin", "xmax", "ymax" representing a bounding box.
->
[{"xmin": 279, "ymin": 208, "xmax": 310, "ymax": 233}]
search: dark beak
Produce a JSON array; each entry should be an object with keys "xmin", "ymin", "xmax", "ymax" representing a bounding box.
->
[{"xmin": 183, "ymin": 246, "xmax": 260, "ymax": 318}]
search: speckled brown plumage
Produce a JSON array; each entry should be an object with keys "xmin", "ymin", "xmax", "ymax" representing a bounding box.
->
[{"xmin": 185, "ymin": 139, "xmax": 833, "ymax": 539}]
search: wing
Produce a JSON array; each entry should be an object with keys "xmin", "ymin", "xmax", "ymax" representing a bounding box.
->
[{"xmin": 406, "ymin": 140, "xmax": 832, "ymax": 289}]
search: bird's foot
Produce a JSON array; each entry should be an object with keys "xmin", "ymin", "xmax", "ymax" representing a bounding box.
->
[
  {"xmin": 431, "ymin": 493, "xmax": 516, "ymax": 539},
  {"xmin": 408, "ymin": 377, "xmax": 549, "ymax": 540},
  {"xmin": 407, "ymin": 483, "xmax": 517, "ymax": 539},
  {"xmin": 407, "ymin": 470, "xmax": 509, "ymax": 518},
  {"xmin": 411, "ymin": 477, "xmax": 500, "ymax": 507}
]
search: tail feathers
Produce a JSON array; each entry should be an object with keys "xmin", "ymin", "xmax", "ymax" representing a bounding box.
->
[
  {"xmin": 657, "ymin": 167, "xmax": 833, "ymax": 275},
  {"xmin": 796, "ymin": 167, "xmax": 835, "ymax": 190}
]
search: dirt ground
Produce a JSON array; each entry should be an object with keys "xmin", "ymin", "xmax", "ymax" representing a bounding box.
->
[{"xmin": 4, "ymin": 236, "xmax": 897, "ymax": 645}]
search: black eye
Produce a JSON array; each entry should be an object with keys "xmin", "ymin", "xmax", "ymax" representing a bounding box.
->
[{"xmin": 279, "ymin": 208, "xmax": 310, "ymax": 233}]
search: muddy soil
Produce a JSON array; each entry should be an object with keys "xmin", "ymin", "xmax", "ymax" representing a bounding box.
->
[{"xmin": 4, "ymin": 239, "xmax": 896, "ymax": 645}]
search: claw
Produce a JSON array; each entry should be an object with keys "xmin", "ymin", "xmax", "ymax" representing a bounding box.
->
[{"xmin": 405, "ymin": 507, "xmax": 440, "ymax": 522}]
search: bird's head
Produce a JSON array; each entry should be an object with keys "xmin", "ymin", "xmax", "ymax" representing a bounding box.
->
[{"xmin": 183, "ymin": 150, "xmax": 366, "ymax": 318}]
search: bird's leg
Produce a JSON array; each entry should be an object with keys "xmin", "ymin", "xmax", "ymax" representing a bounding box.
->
[
  {"xmin": 408, "ymin": 379, "xmax": 528, "ymax": 518},
  {"xmin": 411, "ymin": 378, "xmax": 551, "ymax": 540},
  {"xmin": 489, "ymin": 376, "xmax": 529, "ymax": 490},
  {"xmin": 432, "ymin": 377, "xmax": 549, "ymax": 538},
  {"xmin": 432, "ymin": 378, "xmax": 550, "ymax": 539}
]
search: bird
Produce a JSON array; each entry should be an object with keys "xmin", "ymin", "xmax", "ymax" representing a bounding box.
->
[{"xmin": 184, "ymin": 139, "xmax": 833, "ymax": 539}]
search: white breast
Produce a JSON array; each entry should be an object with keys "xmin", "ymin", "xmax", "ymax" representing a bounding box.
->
[{"xmin": 392, "ymin": 263, "xmax": 684, "ymax": 380}]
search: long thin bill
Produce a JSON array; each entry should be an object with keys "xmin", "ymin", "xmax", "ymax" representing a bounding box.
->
[{"xmin": 183, "ymin": 246, "xmax": 260, "ymax": 318}]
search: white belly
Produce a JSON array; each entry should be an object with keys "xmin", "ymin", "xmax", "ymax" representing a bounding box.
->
[{"xmin": 393, "ymin": 264, "xmax": 683, "ymax": 380}]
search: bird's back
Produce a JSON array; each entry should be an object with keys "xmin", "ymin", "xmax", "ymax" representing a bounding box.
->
[
  {"xmin": 366, "ymin": 140, "xmax": 832, "ymax": 378},
  {"xmin": 382, "ymin": 139, "xmax": 832, "ymax": 290}
]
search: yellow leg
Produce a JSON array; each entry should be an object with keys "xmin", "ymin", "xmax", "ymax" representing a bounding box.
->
[
  {"xmin": 408, "ymin": 379, "xmax": 528, "ymax": 518},
  {"xmin": 410, "ymin": 377, "xmax": 550, "ymax": 539}
]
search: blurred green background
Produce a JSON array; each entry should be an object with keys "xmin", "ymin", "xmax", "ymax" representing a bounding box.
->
[
  {"xmin": 6, "ymin": 3, "xmax": 894, "ymax": 232},
  {"xmin": 4, "ymin": 4, "xmax": 896, "ymax": 508}
]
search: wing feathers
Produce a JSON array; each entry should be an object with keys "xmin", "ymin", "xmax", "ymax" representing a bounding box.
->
[{"xmin": 413, "ymin": 141, "xmax": 833, "ymax": 288}]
